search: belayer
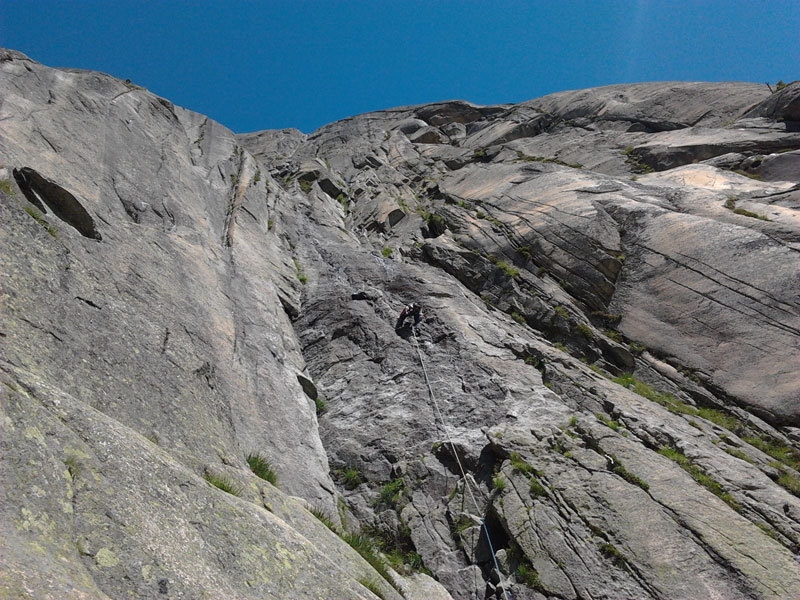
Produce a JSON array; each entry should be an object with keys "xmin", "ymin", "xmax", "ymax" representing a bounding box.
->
[{"xmin": 395, "ymin": 302, "xmax": 422, "ymax": 330}]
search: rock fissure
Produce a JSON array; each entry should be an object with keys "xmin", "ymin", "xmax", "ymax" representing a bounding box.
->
[
  {"xmin": 663, "ymin": 274, "xmax": 796, "ymax": 342},
  {"xmin": 672, "ymin": 250, "xmax": 798, "ymax": 317},
  {"xmin": 642, "ymin": 244, "xmax": 800, "ymax": 326}
]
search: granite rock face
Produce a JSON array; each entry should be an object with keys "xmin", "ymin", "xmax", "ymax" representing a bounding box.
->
[{"xmin": 2, "ymin": 49, "xmax": 799, "ymax": 599}]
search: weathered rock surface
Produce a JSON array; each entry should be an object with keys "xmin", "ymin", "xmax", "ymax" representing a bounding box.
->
[{"xmin": 2, "ymin": 48, "xmax": 799, "ymax": 599}]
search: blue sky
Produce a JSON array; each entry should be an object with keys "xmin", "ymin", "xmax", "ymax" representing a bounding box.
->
[{"xmin": 2, "ymin": 1, "xmax": 798, "ymax": 134}]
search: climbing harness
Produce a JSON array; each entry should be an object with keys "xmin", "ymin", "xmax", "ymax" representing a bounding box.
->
[{"xmin": 411, "ymin": 328, "xmax": 512, "ymax": 600}]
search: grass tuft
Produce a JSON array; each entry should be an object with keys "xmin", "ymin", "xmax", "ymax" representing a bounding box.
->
[
  {"xmin": 724, "ymin": 447, "xmax": 753, "ymax": 463},
  {"xmin": 610, "ymin": 458, "xmax": 649, "ymax": 491},
  {"xmin": 510, "ymin": 310, "xmax": 527, "ymax": 324},
  {"xmin": 732, "ymin": 169, "xmax": 764, "ymax": 181},
  {"xmin": 376, "ymin": 478, "xmax": 405, "ymax": 507},
  {"xmin": 742, "ymin": 436, "xmax": 800, "ymax": 471},
  {"xmin": 724, "ymin": 196, "xmax": 770, "ymax": 220},
  {"xmin": 614, "ymin": 374, "xmax": 752, "ymax": 439},
  {"xmin": 595, "ymin": 413, "xmax": 621, "ymax": 432},
  {"xmin": 777, "ymin": 472, "xmax": 800, "ymax": 496},
  {"xmin": 357, "ymin": 577, "xmax": 386, "ymax": 600},
  {"xmin": 576, "ymin": 322, "xmax": 595, "ymax": 340},
  {"xmin": 509, "ymin": 452, "xmax": 540, "ymax": 477},
  {"xmin": 425, "ymin": 212, "xmax": 447, "ymax": 235},
  {"xmin": 506, "ymin": 452, "xmax": 549, "ymax": 497},
  {"xmin": 599, "ymin": 542, "xmax": 627, "ymax": 569},
  {"xmin": 204, "ymin": 472, "xmax": 242, "ymax": 496},
  {"xmin": 23, "ymin": 205, "xmax": 58, "ymax": 238},
  {"xmin": 341, "ymin": 467, "xmax": 363, "ymax": 490},
  {"xmin": 622, "ymin": 146, "xmax": 654, "ymax": 173},
  {"xmin": 554, "ymin": 305, "xmax": 570, "ymax": 319},
  {"xmin": 755, "ymin": 521, "xmax": 779, "ymax": 540},
  {"xmin": 342, "ymin": 532, "xmax": 395, "ymax": 590},
  {"xmin": 246, "ymin": 452, "xmax": 278, "ymax": 485},
  {"xmin": 529, "ymin": 478, "xmax": 548, "ymax": 497},
  {"xmin": 0, "ymin": 178, "xmax": 15, "ymax": 196},
  {"xmin": 487, "ymin": 254, "xmax": 520, "ymax": 278},
  {"xmin": 696, "ymin": 407, "xmax": 744, "ymax": 432},
  {"xmin": 451, "ymin": 514, "xmax": 475, "ymax": 536},
  {"xmin": 336, "ymin": 193, "xmax": 350, "ymax": 213},
  {"xmin": 310, "ymin": 506, "xmax": 338, "ymax": 531},
  {"xmin": 732, "ymin": 207, "xmax": 770, "ymax": 220},
  {"xmin": 516, "ymin": 562, "xmax": 543, "ymax": 590},
  {"xmin": 740, "ymin": 435, "xmax": 800, "ymax": 497},
  {"xmin": 294, "ymin": 260, "xmax": 308, "ymax": 284},
  {"xmin": 613, "ymin": 374, "xmax": 698, "ymax": 416},
  {"xmin": 515, "ymin": 150, "xmax": 582, "ymax": 168}
]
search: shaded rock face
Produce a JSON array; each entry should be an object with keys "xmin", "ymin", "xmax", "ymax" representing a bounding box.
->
[{"xmin": 1, "ymin": 48, "xmax": 799, "ymax": 600}]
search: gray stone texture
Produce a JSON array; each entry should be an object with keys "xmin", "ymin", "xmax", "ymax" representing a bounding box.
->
[{"xmin": 2, "ymin": 49, "xmax": 799, "ymax": 599}]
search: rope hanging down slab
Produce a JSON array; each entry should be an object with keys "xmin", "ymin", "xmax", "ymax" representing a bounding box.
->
[{"xmin": 411, "ymin": 328, "xmax": 511, "ymax": 600}]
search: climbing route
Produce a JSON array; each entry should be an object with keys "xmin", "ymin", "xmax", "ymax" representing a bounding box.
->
[{"xmin": 411, "ymin": 328, "xmax": 511, "ymax": 600}]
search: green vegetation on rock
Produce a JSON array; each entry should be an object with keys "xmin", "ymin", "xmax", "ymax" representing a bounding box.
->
[
  {"xmin": 659, "ymin": 447, "xmax": 740, "ymax": 510},
  {"xmin": 0, "ymin": 178, "xmax": 15, "ymax": 195},
  {"xmin": 23, "ymin": 205, "xmax": 58, "ymax": 238},
  {"xmin": 376, "ymin": 478, "xmax": 405, "ymax": 507},
  {"xmin": 509, "ymin": 452, "xmax": 539, "ymax": 477},
  {"xmin": 309, "ymin": 506, "xmax": 337, "ymax": 531},
  {"xmin": 622, "ymin": 146, "xmax": 654, "ymax": 173},
  {"xmin": 515, "ymin": 150, "xmax": 582, "ymax": 168},
  {"xmin": 204, "ymin": 472, "xmax": 242, "ymax": 496},
  {"xmin": 341, "ymin": 531, "xmax": 396, "ymax": 592},
  {"xmin": 599, "ymin": 542, "xmax": 627, "ymax": 570},
  {"xmin": 516, "ymin": 561, "xmax": 543, "ymax": 589},
  {"xmin": 609, "ymin": 456, "xmax": 649, "ymax": 491},
  {"xmin": 723, "ymin": 196, "xmax": 770, "ymax": 220},
  {"xmin": 357, "ymin": 577, "xmax": 387, "ymax": 600},
  {"xmin": 246, "ymin": 452, "xmax": 278, "ymax": 485},
  {"xmin": 487, "ymin": 254, "xmax": 520, "ymax": 279},
  {"xmin": 340, "ymin": 467, "xmax": 363, "ymax": 490},
  {"xmin": 294, "ymin": 259, "xmax": 308, "ymax": 284},
  {"xmin": 595, "ymin": 413, "xmax": 622, "ymax": 432},
  {"xmin": 742, "ymin": 436, "xmax": 800, "ymax": 470}
]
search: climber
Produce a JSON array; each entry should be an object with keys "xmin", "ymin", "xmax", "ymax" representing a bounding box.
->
[{"xmin": 395, "ymin": 302, "xmax": 422, "ymax": 330}]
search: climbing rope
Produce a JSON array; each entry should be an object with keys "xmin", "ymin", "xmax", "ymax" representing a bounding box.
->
[{"xmin": 411, "ymin": 328, "xmax": 512, "ymax": 600}]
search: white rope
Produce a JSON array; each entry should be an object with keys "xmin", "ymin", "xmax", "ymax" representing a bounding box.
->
[{"xmin": 412, "ymin": 328, "xmax": 511, "ymax": 600}]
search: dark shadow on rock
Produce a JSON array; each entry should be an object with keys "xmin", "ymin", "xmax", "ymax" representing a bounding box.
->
[
  {"xmin": 476, "ymin": 508, "xmax": 511, "ymax": 570},
  {"xmin": 13, "ymin": 167, "xmax": 101, "ymax": 240},
  {"xmin": 394, "ymin": 324, "xmax": 416, "ymax": 340},
  {"xmin": 432, "ymin": 438, "xmax": 489, "ymax": 477},
  {"xmin": 475, "ymin": 444, "xmax": 504, "ymax": 489}
]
